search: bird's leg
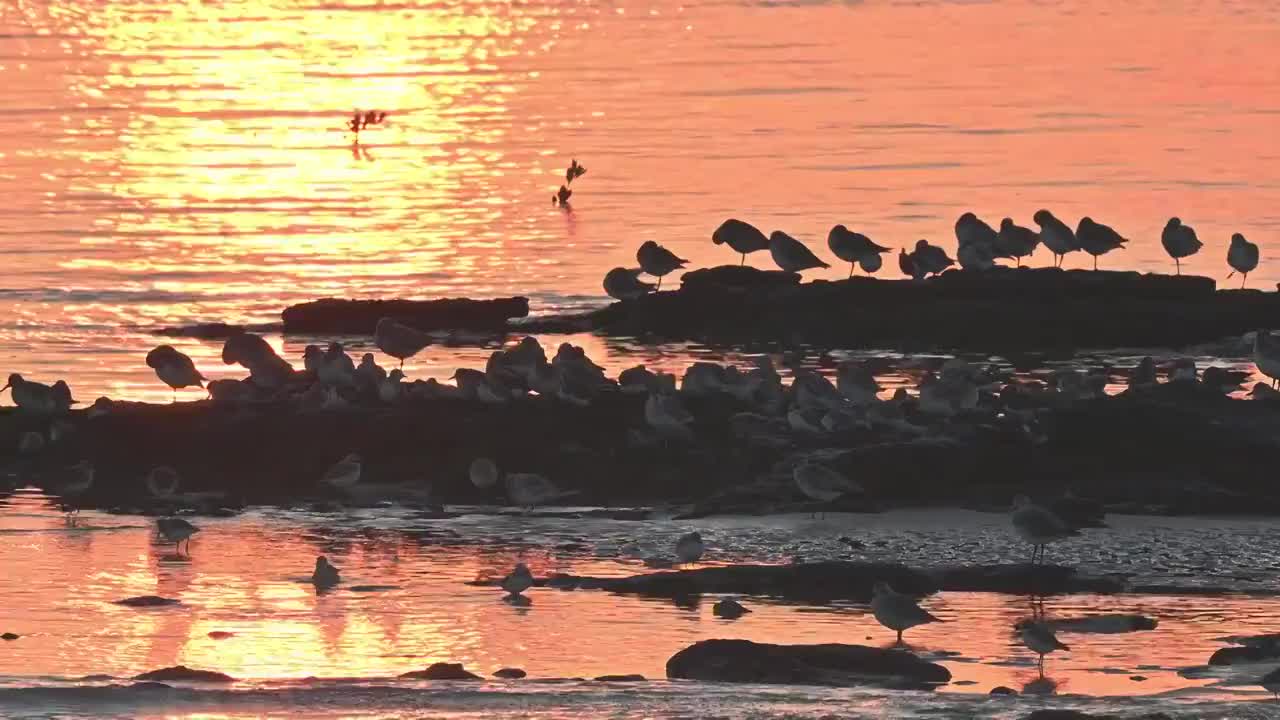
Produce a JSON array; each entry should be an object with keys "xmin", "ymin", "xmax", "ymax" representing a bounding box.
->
[
  {"xmin": 1093, "ymin": 256, "xmax": 1098, "ymax": 271},
  {"xmin": 1176, "ymin": 258, "xmax": 1181, "ymax": 275},
  {"xmin": 1038, "ymin": 654, "xmax": 1045, "ymax": 677},
  {"xmin": 1243, "ymin": 273, "xmax": 1248, "ymax": 289},
  {"xmin": 656, "ymin": 277, "xmax": 663, "ymax": 291},
  {"xmin": 848, "ymin": 264, "xmax": 854, "ymax": 279},
  {"xmin": 896, "ymin": 630, "xmax": 903, "ymax": 644},
  {"xmin": 740, "ymin": 254, "xmax": 746, "ymax": 266}
]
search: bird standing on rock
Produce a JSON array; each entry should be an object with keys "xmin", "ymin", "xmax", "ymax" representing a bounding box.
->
[
  {"xmin": 1227, "ymin": 233, "xmax": 1259, "ymax": 288},
  {"xmin": 636, "ymin": 241, "xmax": 688, "ymax": 290},
  {"xmin": 912, "ymin": 240, "xmax": 954, "ymax": 276},
  {"xmin": 603, "ymin": 267, "xmax": 656, "ymax": 300},
  {"xmin": 374, "ymin": 317, "xmax": 432, "ymax": 369},
  {"xmin": 675, "ymin": 531, "xmax": 705, "ymax": 566},
  {"xmin": 768, "ymin": 231, "xmax": 829, "ymax": 274},
  {"xmin": 899, "ymin": 248, "xmax": 925, "ymax": 280},
  {"xmin": 2, "ymin": 374, "xmax": 59, "ymax": 415},
  {"xmin": 997, "ymin": 218, "xmax": 1040, "ymax": 267},
  {"xmin": 1076, "ymin": 217, "xmax": 1128, "ymax": 270},
  {"xmin": 712, "ymin": 219, "xmax": 770, "ymax": 264},
  {"xmin": 1161, "ymin": 217, "xmax": 1203, "ymax": 275},
  {"xmin": 828, "ymin": 225, "xmax": 889, "ymax": 278},
  {"xmin": 145, "ymin": 345, "xmax": 206, "ymax": 400},
  {"xmin": 1034, "ymin": 210, "xmax": 1078, "ymax": 268}
]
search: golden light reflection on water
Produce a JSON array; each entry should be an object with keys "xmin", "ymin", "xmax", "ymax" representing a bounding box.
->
[{"xmin": 0, "ymin": 491, "xmax": 1275, "ymax": 702}]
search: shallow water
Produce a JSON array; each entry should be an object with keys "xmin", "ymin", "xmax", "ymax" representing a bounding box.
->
[
  {"xmin": 3, "ymin": 491, "xmax": 1280, "ymax": 717},
  {"xmin": 1, "ymin": 0, "xmax": 1279, "ymax": 401}
]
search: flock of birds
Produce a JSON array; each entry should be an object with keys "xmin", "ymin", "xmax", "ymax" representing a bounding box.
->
[{"xmin": 604, "ymin": 213, "xmax": 1263, "ymax": 300}]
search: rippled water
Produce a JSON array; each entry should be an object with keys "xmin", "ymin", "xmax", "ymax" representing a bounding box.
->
[
  {"xmin": 1, "ymin": 0, "xmax": 1278, "ymax": 400},
  {"xmin": 2, "ymin": 492, "xmax": 1280, "ymax": 717}
]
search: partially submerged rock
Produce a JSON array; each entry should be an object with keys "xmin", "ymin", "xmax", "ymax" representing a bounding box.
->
[
  {"xmin": 1, "ymin": 632, "xmax": 18, "ymax": 641},
  {"xmin": 399, "ymin": 662, "xmax": 482, "ymax": 680},
  {"xmin": 113, "ymin": 596, "xmax": 181, "ymax": 608},
  {"xmin": 665, "ymin": 639, "xmax": 950, "ymax": 687},
  {"xmin": 282, "ymin": 297, "xmax": 529, "ymax": 334},
  {"xmin": 133, "ymin": 665, "xmax": 234, "ymax": 683},
  {"xmin": 493, "ymin": 667, "xmax": 526, "ymax": 679},
  {"xmin": 594, "ymin": 674, "xmax": 646, "ymax": 682},
  {"xmin": 1044, "ymin": 614, "xmax": 1157, "ymax": 634}
]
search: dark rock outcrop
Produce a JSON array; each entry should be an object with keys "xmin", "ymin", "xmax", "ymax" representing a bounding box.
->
[
  {"xmin": 399, "ymin": 662, "xmax": 482, "ymax": 680},
  {"xmin": 282, "ymin": 297, "xmax": 529, "ymax": 334},
  {"xmin": 1044, "ymin": 614, "xmax": 1158, "ymax": 634},
  {"xmin": 133, "ymin": 666, "xmax": 234, "ymax": 683},
  {"xmin": 493, "ymin": 667, "xmax": 526, "ymax": 679},
  {"xmin": 594, "ymin": 674, "xmax": 646, "ymax": 682},
  {"xmin": 576, "ymin": 266, "xmax": 1280, "ymax": 351},
  {"xmin": 665, "ymin": 639, "xmax": 950, "ymax": 687},
  {"xmin": 1209, "ymin": 643, "xmax": 1280, "ymax": 666},
  {"xmin": 1, "ymin": 632, "xmax": 18, "ymax": 641}
]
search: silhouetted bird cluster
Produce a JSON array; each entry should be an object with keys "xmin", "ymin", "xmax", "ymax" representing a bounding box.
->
[
  {"xmin": 553, "ymin": 158, "xmax": 587, "ymax": 207},
  {"xmin": 347, "ymin": 110, "xmax": 387, "ymax": 136}
]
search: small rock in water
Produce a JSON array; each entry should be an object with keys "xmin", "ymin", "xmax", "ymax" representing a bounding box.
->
[
  {"xmin": 134, "ymin": 665, "xmax": 235, "ymax": 683},
  {"xmin": 114, "ymin": 596, "xmax": 181, "ymax": 608},
  {"xmin": 594, "ymin": 674, "xmax": 646, "ymax": 682},
  {"xmin": 989, "ymin": 685, "xmax": 1017, "ymax": 695},
  {"xmin": 1130, "ymin": 675, "xmax": 1147, "ymax": 681},
  {"xmin": 207, "ymin": 631, "xmax": 235, "ymax": 640},
  {"xmin": 493, "ymin": 668, "xmax": 526, "ymax": 679},
  {"xmin": 713, "ymin": 598, "xmax": 751, "ymax": 619},
  {"xmin": 129, "ymin": 681, "xmax": 174, "ymax": 691},
  {"xmin": 400, "ymin": 662, "xmax": 482, "ymax": 680},
  {"xmin": 1, "ymin": 633, "xmax": 19, "ymax": 641}
]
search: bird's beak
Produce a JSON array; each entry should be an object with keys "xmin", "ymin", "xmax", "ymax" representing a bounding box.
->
[{"xmin": 1, "ymin": 382, "xmax": 9, "ymax": 392}]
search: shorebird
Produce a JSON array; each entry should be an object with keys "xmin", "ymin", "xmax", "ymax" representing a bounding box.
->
[
  {"xmin": 957, "ymin": 239, "xmax": 996, "ymax": 271},
  {"xmin": 1011, "ymin": 495, "xmax": 1079, "ymax": 564},
  {"xmin": 312, "ymin": 556, "xmax": 340, "ymax": 589},
  {"xmin": 157, "ymin": 517, "xmax": 199, "ymax": 555},
  {"xmin": 51, "ymin": 381, "xmax": 76, "ymax": 413},
  {"xmin": 712, "ymin": 218, "xmax": 769, "ymax": 264},
  {"xmin": 469, "ymin": 457, "xmax": 500, "ymax": 490},
  {"xmin": 1034, "ymin": 210, "xmax": 1078, "ymax": 268},
  {"xmin": 317, "ymin": 343, "xmax": 355, "ymax": 386},
  {"xmin": 374, "ymin": 317, "xmax": 432, "ymax": 368},
  {"xmin": 1254, "ymin": 330, "xmax": 1280, "ymax": 389},
  {"xmin": 207, "ymin": 378, "xmax": 254, "ymax": 405},
  {"xmin": 1261, "ymin": 666, "xmax": 1280, "ymax": 702},
  {"xmin": 912, "ymin": 240, "xmax": 954, "ymax": 276},
  {"xmin": 768, "ymin": 231, "xmax": 829, "ymax": 273},
  {"xmin": 955, "ymin": 212, "xmax": 1000, "ymax": 251},
  {"xmin": 603, "ymin": 267, "xmax": 656, "ymax": 301},
  {"xmin": 870, "ymin": 582, "xmax": 940, "ymax": 644},
  {"xmin": 836, "ymin": 361, "xmax": 880, "ymax": 405},
  {"xmin": 675, "ymin": 531, "xmax": 705, "ymax": 566},
  {"xmin": 565, "ymin": 158, "xmax": 586, "ymax": 184},
  {"xmin": 793, "ymin": 463, "xmax": 861, "ymax": 517},
  {"xmin": 899, "ymin": 248, "xmax": 925, "ymax": 280},
  {"xmin": 1161, "ymin": 217, "xmax": 1203, "ymax": 275},
  {"xmin": 321, "ymin": 453, "xmax": 362, "ymax": 490},
  {"xmin": 636, "ymin": 241, "xmax": 688, "ymax": 290},
  {"xmin": 1227, "ymin": 233, "xmax": 1260, "ymax": 288},
  {"xmin": 553, "ymin": 184, "xmax": 572, "ymax": 206},
  {"xmin": 501, "ymin": 563, "xmax": 534, "ymax": 597},
  {"xmin": 1076, "ymin": 217, "xmax": 1128, "ymax": 270},
  {"xmin": 355, "ymin": 353, "xmax": 387, "ymax": 388},
  {"xmin": 378, "ymin": 368, "xmax": 404, "ymax": 404},
  {"xmin": 146, "ymin": 466, "xmax": 181, "ymax": 498},
  {"xmin": 1018, "ymin": 620, "xmax": 1069, "ymax": 676},
  {"xmin": 858, "ymin": 252, "xmax": 883, "ymax": 275},
  {"xmin": 145, "ymin": 345, "xmax": 206, "ymax": 400},
  {"xmin": 997, "ymin": 218, "xmax": 1041, "ymax": 267},
  {"xmin": 45, "ymin": 461, "xmax": 94, "ymax": 520},
  {"xmin": 828, "ymin": 225, "xmax": 890, "ymax": 278},
  {"xmin": 221, "ymin": 333, "xmax": 293, "ymax": 388},
  {"xmin": 505, "ymin": 472, "xmax": 571, "ymax": 510},
  {"xmin": 2, "ymin": 374, "xmax": 58, "ymax": 415}
]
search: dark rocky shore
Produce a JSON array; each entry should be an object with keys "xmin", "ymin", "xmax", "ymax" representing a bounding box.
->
[{"xmin": 3, "ymin": 372, "xmax": 1280, "ymax": 516}]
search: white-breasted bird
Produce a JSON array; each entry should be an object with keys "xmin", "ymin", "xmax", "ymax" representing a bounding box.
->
[
  {"xmin": 675, "ymin": 531, "xmax": 705, "ymax": 565},
  {"xmin": 1253, "ymin": 330, "xmax": 1280, "ymax": 389},
  {"xmin": 870, "ymin": 582, "xmax": 941, "ymax": 644},
  {"xmin": 793, "ymin": 462, "xmax": 862, "ymax": 502},
  {"xmin": 1018, "ymin": 620, "xmax": 1069, "ymax": 675},
  {"xmin": 1011, "ymin": 495, "xmax": 1079, "ymax": 564}
]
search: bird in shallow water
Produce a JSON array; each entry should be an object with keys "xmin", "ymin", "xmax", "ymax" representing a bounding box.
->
[
  {"xmin": 552, "ymin": 184, "xmax": 572, "ymax": 206},
  {"xmin": 1017, "ymin": 619, "xmax": 1069, "ymax": 676},
  {"xmin": 44, "ymin": 461, "xmax": 94, "ymax": 521},
  {"xmin": 374, "ymin": 317, "xmax": 432, "ymax": 369},
  {"xmin": 997, "ymin": 218, "xmax": 1040, "ymax": 267},
  {"xmin": 712, "ymin": 218, "xmax": 770, "ymax": 264},
  {"xmin": 156, "ymin": 517, "xmax": 199, "ymax": 556},
  {"xmin": 768, "ymin": 231, "xmax": 829, "ymax": 274},
  {"xmin": 870, "ymin": 582, "xmax": 941, "ymax": 645},
  {"xmin": 1227, "ymin": 233, "xmax": 1260, "ymax": 288},
  {"xmin": 1011, "ymin": 495, "xmax": 1079, "ymax": 564},
  {"xmin": 501, "ymin": 563, "xmax": 534, "ymax": 597},
  {"xmin": 1034, "ymin": 209, "xmax": 1078, "ymax": 268},
  {"xmin": 603, "ymin": 267, "xmax": 656, "ymax": 301},
  {"xmin": 1076, "ymin": 217, "xmax": 1128, "ymax": 270},
  {"xmin": 675, "ymin": 531, "xmax": 705, "ymax": 566},
  {"xmin": 1253, "ymin": 330, "xmax": 1280, "ymax": 389},
  {"xmin": 565, "ymin": 158, "xmax": 586, "ymax": 185},
  {"xmin": 312, "ymin": 556, "xmax": 340, "ymax": 589},
  {"xmin": 1161, "ymin": 217, "xmax": 1203, "ymax": 275},
  {"xmin": 636, "ymin": 241, "xmax": 688, "ymax": 290},
  {"xmin": 828, "ymin": 225, "xmax": 890, "ymax": 278},
  {"xmin": 146, "ymin": 345, "xmax": 206, "ymax": 400}
]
